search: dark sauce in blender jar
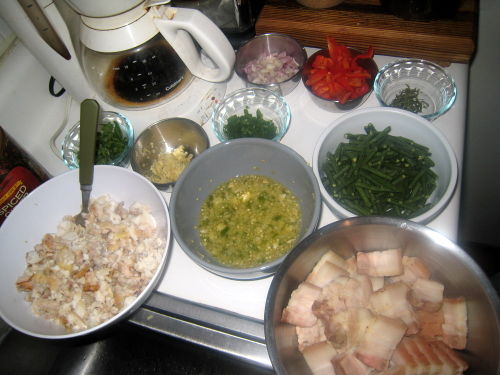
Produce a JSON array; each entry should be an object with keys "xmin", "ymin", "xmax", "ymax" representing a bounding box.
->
[{"xmin": 105, "ymin": 34, "xmax": 190, "ymax": 107}]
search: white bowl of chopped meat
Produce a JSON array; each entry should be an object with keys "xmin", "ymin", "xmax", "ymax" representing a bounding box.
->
[
  {"xmin": 0, "ymin": 165, "xmax": 171, "ymax": 339},
  {"xmin": 265, "ymin": 216, "xmax": 500, "ymax": 374},
  {"xmin": 234, "ymin": 33, "xmax": 307, "ymax": 96}
]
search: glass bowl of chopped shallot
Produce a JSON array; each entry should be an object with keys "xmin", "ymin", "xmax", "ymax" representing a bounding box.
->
[
  {"xmin": 374, "ymin": 59, "xmax": 457, "ymax": 120},
  {"xmin": 234, "ymin": 33, "xmax": 307, "ymax": 96}
]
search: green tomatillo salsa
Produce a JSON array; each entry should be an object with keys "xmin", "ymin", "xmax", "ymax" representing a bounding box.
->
[{"xmin": 198, "ymin": 175, "xmax": 301, "ymax": 268}]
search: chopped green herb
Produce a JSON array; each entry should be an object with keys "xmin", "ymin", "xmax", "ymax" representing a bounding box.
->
[
  {"xmin": 390, "ymin": 84, "xmax": 429, "ymax": 114},
  {"xmin": 79, "ymin": 121, "xmax": 128, "ymax": 165},
  {"xmin": 223, "ymin": 107, "xmax": 277, "ymax": 140},
  {"xmin": 95, "ymin": 122, "xmax": 128, "ymax": 164},
  {"xmin": 322, "ymin": 123, "xmax": 437, "ymax": 219}
]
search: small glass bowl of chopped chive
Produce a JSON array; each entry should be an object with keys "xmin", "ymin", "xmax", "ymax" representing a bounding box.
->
[
  {"xmin": 374, "ymin": 59, "xmax": 457, "ymax": 120},
  {"xmin": 61, "ymin": 111, "xmax": 134, "ymax": 169},
  {"xmin": 211, "ymin": 87, "xmax": 291, "ymax": 143}
]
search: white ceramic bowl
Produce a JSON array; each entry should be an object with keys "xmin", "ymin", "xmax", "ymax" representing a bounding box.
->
[
  {"xmin": 0, "ymin": 166, "xmax": 171, "ymax": 339},
  {"xmin": 312, "ymin": 107, "xmax": 458, "ymax": 224}
]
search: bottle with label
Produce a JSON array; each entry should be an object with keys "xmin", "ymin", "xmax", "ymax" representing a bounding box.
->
[{"xmin": 0, "ymin": 126, "xmax": 50, "ymax": 226}]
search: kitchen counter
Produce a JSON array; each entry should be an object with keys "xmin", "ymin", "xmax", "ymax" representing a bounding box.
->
[{"xmin": 0, "ymin": 39, "xmax": 468, "ymax": 370}]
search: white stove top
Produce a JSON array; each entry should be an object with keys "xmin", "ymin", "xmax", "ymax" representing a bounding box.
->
[{"xmin": 0, "ymin": 40, "xmax": 468, "ymax": 321}]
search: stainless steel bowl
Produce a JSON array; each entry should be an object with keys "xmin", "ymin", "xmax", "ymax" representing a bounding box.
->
[
  {"xmin": 130, "ymin": 118, "xmax": 209, "ymax": 191},
  {"xmin": 235, "ymin": 33, "xmax": 307, "ymax": 96},
  {"xmin": 265, "ymin": 217, "xmax": 500, "ymax": 374},
  {"xmin": 302, "ymin": 48, "xmax": 378, "ymax": 112}
]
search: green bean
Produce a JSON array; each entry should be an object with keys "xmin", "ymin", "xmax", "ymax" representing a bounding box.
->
[{"xmin": 322, "ymin": 124, "xmax": 438, "ymax": 219}]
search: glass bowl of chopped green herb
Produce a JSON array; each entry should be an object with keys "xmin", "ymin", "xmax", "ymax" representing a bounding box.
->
[
  {"xmin": 211, "ymin": 87, "xmax": 291, "ymax": 143},
  {"xmin": 312, "ymin": 107, "xmax": 458, "ymax": 224},
  {"xmin": 62, "ymin": 111, "xmax": 134, "ymax": 169},
  {"xmin": 374, "ymin": 59, "xmax": 457, "ymax": 120}
]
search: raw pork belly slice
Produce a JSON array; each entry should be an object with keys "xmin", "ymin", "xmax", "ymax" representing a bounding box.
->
[
  {"xmin": 355, "ymin": 314, "xmax": 407, "ymax": 370},
  {"xmin": 409, "ymin": 278, "xmax": 444, "ymax": 312},
  {"xmin": 369, "ymin": 282, "xmax": 418, "ymax": 334},
  {"xmin": 282, "ymin": 281, "xmax": 322, "ymax": 327},
  {"xmin": 302, "ymin": 341, "xmax": 337, "ymax": 375},
  {"xmin": 442, "ymin": 297, "xmax": 468, "ymax": 350},
  {"xmin": 356, "ymin": 248, "xmax": 404, "ymax": 277},
  {"xmin": 334, "ymin": 352, "xmax": 372, "ymax": 375}
]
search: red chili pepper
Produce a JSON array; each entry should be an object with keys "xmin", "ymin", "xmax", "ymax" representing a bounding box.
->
[{"xmin": 305, "ymin": 38, "xmax": 374, "ymax": 104}]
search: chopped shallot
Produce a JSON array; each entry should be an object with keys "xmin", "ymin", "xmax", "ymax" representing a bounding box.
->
[{"xmin": 243, "ymin": 52, "xmax": 299, "ymax": 84}]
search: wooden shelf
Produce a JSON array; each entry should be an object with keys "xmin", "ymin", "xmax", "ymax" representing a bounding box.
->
[{"xmin": 255, "ymin": 0, "xmax": 478, "ymax": 65}]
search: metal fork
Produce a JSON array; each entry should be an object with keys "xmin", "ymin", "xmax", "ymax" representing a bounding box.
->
[{"xmin": 74, "ymin": 99, "xmax": 99, "ymax": 227}]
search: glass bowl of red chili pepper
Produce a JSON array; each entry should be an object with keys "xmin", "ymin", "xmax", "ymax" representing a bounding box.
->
[
  {"xmin": 374, "ymin": 59, "xmax": 457, "ymax": 120},
  {"xmin": 302, "ymin": 38, "xmax": 378, "ymax": 112},
  {"xmin": 61, "ymin": 111, "xmax": 134, "ymax": 169},
  {"xmin": 235, "ymin": 33, "xmax": 308, "ymax": 96}
]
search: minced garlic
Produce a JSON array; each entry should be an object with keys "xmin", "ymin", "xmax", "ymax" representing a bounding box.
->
[{"xmin": 149, "ymin": 145, "xmax": 193, "ymax": 184}]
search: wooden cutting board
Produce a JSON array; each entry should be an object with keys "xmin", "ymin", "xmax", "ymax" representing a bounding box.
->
[{"xmin": 255, "ymin": 0, "xmax": 478, "ymax": 65}]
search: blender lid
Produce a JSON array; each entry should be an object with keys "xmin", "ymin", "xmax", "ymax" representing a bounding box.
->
[{"xmin": 65, "ymin": 0, "xmax": 146, "ymax": 18}]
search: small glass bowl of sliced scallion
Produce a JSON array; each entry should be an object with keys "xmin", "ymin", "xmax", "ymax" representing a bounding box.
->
[
  {"xmin": 62, "ymin": 111, "xmax": 134, "ymax": 169},
  {"xmin": 374, "ymin": 59, "xmax": 457, "ymax": 120},
  {"xmin": 211, "ymin": 87, "xmax": 291, "ymax": 143}
]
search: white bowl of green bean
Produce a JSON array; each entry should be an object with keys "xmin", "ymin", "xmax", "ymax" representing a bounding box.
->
[{"xmin": 312, "ymin": 107, "xmax": 458, "ymax": 224}]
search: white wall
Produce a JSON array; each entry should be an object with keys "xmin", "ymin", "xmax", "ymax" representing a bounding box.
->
[{"xmin": 459, "ymin": 0, "xmax": 500, "ymax": 247}]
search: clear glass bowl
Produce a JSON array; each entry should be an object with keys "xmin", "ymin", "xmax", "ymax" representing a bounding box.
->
[
  {"xmin": 211, "ymin": 87, "xmax": 291, "ymax": 143},
  {"xmin": 374, "ymin": 59, "xmax": 457, "ymax": 120},
  {"xmin": 61, "ymin": 111, "xmax": 134, "ymax": 169}
]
